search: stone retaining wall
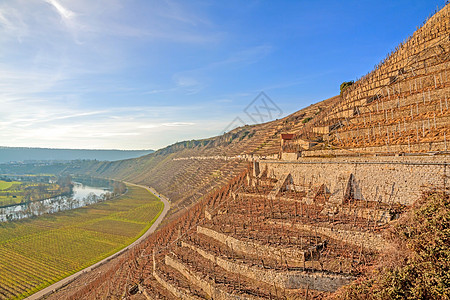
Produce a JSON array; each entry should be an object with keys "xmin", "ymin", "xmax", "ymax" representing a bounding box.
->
[
  {"xmin": 268, "ymin": 220, "xmax": 388, "ymax": 252},
  {"xmin": 260, "ymin": 156, "xmax": 449, "ymax": 206},
  {"xmin": 182, "ymin": 241, "xmax": 355, "ymax": 292},
  {"xmin": 165, "ymin": 254, "xmax": 257, "ymax": 300},
  {"xmin": 153, "ymin": 269, "xmax": 201, "ymax": 300},
  {"xmin": 303, "ymin": 142, "xmax": 449, "ymax": 156},
  {"xmin": 197, "ymin": 225, "xmax": 308, "ymax": 264}
]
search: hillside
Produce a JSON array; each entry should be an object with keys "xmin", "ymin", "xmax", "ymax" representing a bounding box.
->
[
  {"xmin": 0, "ymin": 95, "xmax": 337, "ymax": 216},
  {"xmin": 22, "ymin": 3, "xmax": 450, "ymax": 300}
]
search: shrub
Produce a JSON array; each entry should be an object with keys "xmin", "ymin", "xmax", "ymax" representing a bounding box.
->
[
  {"xmin": 337, "ymin": 192, "xmax": 450, "ymax": 300},
  {"xmin": 340, "ymin": 81, "xmax": 354, "ymax": 94},
  {"xmin": 302, "ymin": 117, "xmax": 312, "ymax": 124}
]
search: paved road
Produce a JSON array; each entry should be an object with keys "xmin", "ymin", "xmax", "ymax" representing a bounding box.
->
[{"xmin": 25, "ymin": 183, "xmax": 170, "ymax": 300}]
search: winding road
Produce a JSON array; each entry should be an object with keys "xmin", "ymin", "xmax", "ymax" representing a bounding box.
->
[{"xmin": 25, "ymin": 183, "xmax": 170, "ymax": 300}]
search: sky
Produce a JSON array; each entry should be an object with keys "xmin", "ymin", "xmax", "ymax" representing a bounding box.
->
[{"xmin": 0, "ymin": 0, "xmax": 445, "ymax": 150}]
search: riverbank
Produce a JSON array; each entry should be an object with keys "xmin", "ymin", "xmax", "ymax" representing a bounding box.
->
[{"xmin": 0, "ymin": 182, "xmax": 114, "ymax": 222}]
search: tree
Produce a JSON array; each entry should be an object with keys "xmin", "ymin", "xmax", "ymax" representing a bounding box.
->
[
  {"xmin": 340, "ymin": 81, "xmax": 354, "ymax": 94},
  {"xmin": 113, "ymin": 182, "xmax": 126, "ymax": 195},
  {"xmin": 56, "ymin": 175, "xmax": 74, "ymax": 194}
]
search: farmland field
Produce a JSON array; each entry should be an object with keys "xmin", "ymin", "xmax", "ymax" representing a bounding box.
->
[
  {"xmin": 0, "ymin": 184, "xmax": 163, "ymax": 299},
  {"xmin": 0, "ymin": 180, "xmax": 23, "ymax": 206},
  {"xmin": 0, "ymin": 179, "xmax": 67, "ymax": 207},
  {"xmin": 0, "ymin": 180, "xmax": 20, "ymax": 191}
]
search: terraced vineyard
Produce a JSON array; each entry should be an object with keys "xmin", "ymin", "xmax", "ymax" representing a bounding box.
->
[
  {"xmin": 299, "ymin": 4, "xmax": 450, "ymax": 155},
  {"xmin": 0, "ymin": 184, "xmax": 163, "ymax": 299},
  {"xmin": 46, "ymin": 164, "xmax": 404, "ymax": 299},
  {"xmin": 145, "ymin": 167, "xmax": 393, "ymax": 299}
]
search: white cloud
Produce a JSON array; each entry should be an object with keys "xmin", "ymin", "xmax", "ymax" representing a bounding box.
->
[
  {"xmin": 175, "ymin": 76, "xmax": 200, "ymax": 88},
  {"xmin": 0, "ymin": 3, "xmax": 32, "ymax": 43},
  {"xmin": 207, "ymin": 45, "xmax": 273, "ymax": 68},
  {"xmin": 164, "ymin": 122, "xmax": 195, "ymax": 126},
  {"xmin": 0, "ymin": 1, "xmax": 237, "ymax": 149},
  {"xmin": 45, "ymin": 0, "xmax": 75, "ymax": 20},
  {"xmin": 0, "ymin": 0, "xmax": 224, "ymax": 98},
  {"xmin": 0, "ymin": 93, "xmax": 209, "ymax": 149},
  {"xmin": 137, "ymin": 122, "xmax": 195, "ymax": 129}
]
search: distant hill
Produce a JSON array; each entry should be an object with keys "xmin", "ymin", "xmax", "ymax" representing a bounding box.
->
[{"xmin": 0, "ymin": 147, "xmax": 154, "ymax": 164}]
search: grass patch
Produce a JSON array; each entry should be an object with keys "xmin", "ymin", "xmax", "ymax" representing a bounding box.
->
[{"xmin": 0, "ymin": 184, "xmax": 163, "ymax": 299}]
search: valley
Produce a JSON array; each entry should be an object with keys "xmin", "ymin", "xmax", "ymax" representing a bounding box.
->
[
  {"xmin": 39, "ymin": 4, "xmax": 450, "ymax": 299},
  {"xmin": 0, "ymin": 184, "xmax": 163, "ymax": 299},
  {"xmin": 0, "ymin": 2, "xmax": 449, "ymax": 300}
]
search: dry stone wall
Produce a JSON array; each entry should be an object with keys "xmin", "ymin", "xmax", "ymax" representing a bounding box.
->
[
  {"xmin": 197, "ymin": 225, "xmax": 308, "ymax": 264},
  {"xmin": 182, "ymin": 241, "xmax": 355, "ymax": 292},
  {"xmin": 303, "ymin": 141, "xmax": 449, "ymax": 156},
  {"xmin": 260, "ymin": 156, "xmax": 449, "ymax": 206},
  {"xmin": 268, "ymin": 220, "xmax": 388, "ymax": 252},
  {"xmin": 165, "ymin": 254, "xmax": 257, "ymax": 300},
  {"xmin": 153, "ymin": 270, "xmax": 202, "ymax": 300}
]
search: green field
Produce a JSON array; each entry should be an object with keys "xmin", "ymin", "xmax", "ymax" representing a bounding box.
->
[
  {"xmin": 0, "ymin": 184, "xmax": 164, "ymax": 299},
  {"xmin": 0, "ymin": 180, "xmax": 23, "ymax": 206},
  {"xmin": 0, "ymin": 179, "xmax": 65, "ymax": 207},
  {"xmin": 0, "ymin": 180, "xmax": 20, "ymax": 191}
]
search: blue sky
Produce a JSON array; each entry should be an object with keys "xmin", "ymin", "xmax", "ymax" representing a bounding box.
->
[{"xmin": 0, "ymin": 0, "xmax": 444, "ymax": 150}]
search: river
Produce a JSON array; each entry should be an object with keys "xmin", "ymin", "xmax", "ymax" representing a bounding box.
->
[{"xmin": 0, "ymin": 182, "xmax": 112, "ymax": 222}]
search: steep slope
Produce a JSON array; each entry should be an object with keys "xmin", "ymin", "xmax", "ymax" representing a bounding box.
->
[
  {"xmin": 0, "ymin": 96, "xmax": 336, "ymax": 214},
  {"xmin": 72, "ymin": 96, "xmax": 337, "ymax": 213}
]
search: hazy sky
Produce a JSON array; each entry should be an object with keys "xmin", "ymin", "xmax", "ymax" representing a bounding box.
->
[{"xmin": 0, "ymin": 0, "xmax": 443, "ymax": 150}]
